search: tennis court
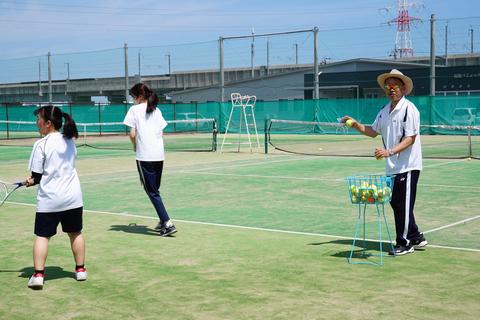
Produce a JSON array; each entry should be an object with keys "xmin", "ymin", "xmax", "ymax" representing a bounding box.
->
[{"xmin": 0, "ymin": 132, "xmax": 479, "ymax": 319}]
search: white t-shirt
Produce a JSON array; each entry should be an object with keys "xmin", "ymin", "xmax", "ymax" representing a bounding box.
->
[
  {"xmin": 123, "ymin": 103, "xmax": 168, "ymax": 161},
  {"xmin": 28, "ymin": 132, "xmax": 83, "ymax": 212},
  {"xmin": 371, "ymin": 97, "xmax": 423, "ymax": 175}
]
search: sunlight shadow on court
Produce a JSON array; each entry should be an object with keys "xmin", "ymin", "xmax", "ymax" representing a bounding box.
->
[
  {"xmin": 14, "ymin": 266, "xmax": 75, "ymax": 281},
  {"xmin": 308, "ymin": 239, "xmax": 395, "ymax": 259},
  {"xmin": 109, "ymin": 223, "xmax": 162, "ymax": 236}
]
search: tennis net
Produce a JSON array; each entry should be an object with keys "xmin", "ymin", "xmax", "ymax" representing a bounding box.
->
[
  {"xmin": 266, "ymin": 119, "xmax": 480, "ymax": 159},
  {"xmin": 0, "ymin": 118, "xmax": 217, "ymax": 152}
]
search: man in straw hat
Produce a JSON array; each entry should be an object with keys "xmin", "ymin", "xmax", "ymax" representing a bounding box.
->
[{"xmin": 342, "ymin": 69, "xmax": 428, "ymax": 256}]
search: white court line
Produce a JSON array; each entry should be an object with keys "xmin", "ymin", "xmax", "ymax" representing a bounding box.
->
[
  {"xmin": 168, "ymin": 170, "xmax": 480, "ymax": 190},
  {"xmin": 80, "ymin": 167, "xmax": 480, "ymax": 190},
  {"xmin": 422, "ymin": 158, "xmax": 470, "ymax": 168},
  {"xmin": 78, "ymin": 155, "xmax": 478, "ymax": 189},
  {"xmin": 370, "ymin": 158, "xmax": 470, "ymax": 175},
  {"xmin": 172, "ymin": 171, "xmax": 342, "ymax": 182},
  {"xmin": 175, "ymin": 155, "xmax": 320, "ymax": 172},
  {"xmin": 419, "ymin": 183, "xmax": 480, "ymax": 190},
  {"xmin": 5, "ymin": 201, "xmax": 480, "ymax": 253},
  {"xmin": 424, "ymin": 215, "xmax": 480, "ymax": 234},
  {"xmin": 78, "ymin": 154, "xmax": 306, "ymax": 178}
]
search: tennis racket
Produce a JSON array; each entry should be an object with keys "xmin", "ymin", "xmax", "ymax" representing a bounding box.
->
[{"xmin": 0, "ymin": 180, "xmax": 26, "ymax": 207}]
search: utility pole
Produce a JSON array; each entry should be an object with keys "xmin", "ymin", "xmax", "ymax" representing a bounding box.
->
[
  {"xmin": 313, "ymin": 27, "xmax": 319, "ymax": 99},
  {"xmin": 251, "ymin": 28, "xmax": 255, "ymax": 79},
  {"xmin": 444, "ymin": 24, "xmax": 448, "ymax": 66},
  {"xmin": 266, "ymin": 41, "xmax": 270, "ymax": 76},
  {"xmin": 138, "ymin": 50, "xmax": 141, "ymax": 78},
  {"xmin": 64, "ymin": 62, "xmax": 70, "ymax": 96},
  {"xmin": 124, "ymin": 43, "xmax": 129, "ymax": 104},
  {"xmin": 38, "ymin": 60, "xmax": 43, "ymax": 97},
  {"xmin": 470, "ymin": 28, "xmax": 474, "ymax": 53},
  {"xmin": 219, "ymin": 37, "xmax": 224, "ymax": 102},
  {"xmin": 430, "ymin": 14, "xmax": 435, "ymax": 96},
  {"xmin": 294, "ymin": 43, "xmax": 298, "ymax": 64},
  {"xmin": 48, "ymin": 52, "xmax": 52, "ymax": 103},
  {"xmin": 166, "ymin": 54, "xmax": 171, "ymax": 74}
]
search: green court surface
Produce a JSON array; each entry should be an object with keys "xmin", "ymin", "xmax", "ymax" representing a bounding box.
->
[{"xmin": 0, "ymin": 134, "xmax": 479, "ymax": 319}]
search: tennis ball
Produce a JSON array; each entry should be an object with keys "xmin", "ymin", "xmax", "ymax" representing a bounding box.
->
[
  {"xmin": 345, "ymin": 119, "xmax": 354, "ymax": 127},
  {"xmin": 350, "ymin": 185, "xmax": 357, "ymax": 194},
  {"xmin": 351, "ymin": 195, "xmax": 359, "ymax": 203},
  {"xmin": 383, "ymin": 187, "xmax": 391, "ymax": 197}
]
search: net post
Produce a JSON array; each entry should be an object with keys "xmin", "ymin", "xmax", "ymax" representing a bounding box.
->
[
  {"xmin": 213, "ymin": 119, "xmax": 218, "ymax": 152},
  {"xmin": 468, "ymin": 125, "xmax": 472, "ymax": 159},
  {"xmin": 5, "ymin": 103, "xmax": 9, "ymax": 140},
  {"xmin": 264, "ymin": 118, "xmax": 270, "ymax": 154},
  {"xmin": 83, "ymin": 124, "xmax": 87, "ymax": 146}
]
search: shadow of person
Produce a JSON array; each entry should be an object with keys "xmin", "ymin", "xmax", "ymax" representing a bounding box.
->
[
  {"xmin": 308, "ymin": 239, "xmax": 395, "ymax": 259},
  {"xmin": 17, "ymin": 266, "xmax": 75, "ymax": 281},
  {"xmin": 109, "ymin": 223, "xmax": 161, "ymax": 236}
]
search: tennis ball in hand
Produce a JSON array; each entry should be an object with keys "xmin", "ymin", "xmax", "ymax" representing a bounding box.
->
[{"xmin": 345, "ymin": 119, "xmax": 354, "ymax": 127}]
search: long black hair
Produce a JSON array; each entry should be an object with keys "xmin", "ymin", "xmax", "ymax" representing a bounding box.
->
[
  {"xmin": 34, "ymin": 105, "xmax": 78, "ymax": 139},
  {"xmin": 129, "ymin": 83, "xmax": 159, "ymax": 114}
]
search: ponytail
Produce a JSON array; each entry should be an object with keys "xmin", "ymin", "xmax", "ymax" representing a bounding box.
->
[
  {"xmin": 129, "ymin": 83, "xmax": 158, "ymax": 114},
  {"xmin": 146, "ymin": 93, "xmax": 159, "ymax": 114},
  {"xmin": 34, "ymin": 105, "xmax": 78, "ymax": 139},
  {"xmin": 62, "ymin": 112, "xmax": 78, "ymax": 139}
]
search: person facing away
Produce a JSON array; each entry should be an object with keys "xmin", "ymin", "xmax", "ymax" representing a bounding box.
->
[
  {"xmin": 123, "ymin": 83, "xmax": 177, "ymax": 237},
  {"xmin": 25, "ymin": 105, "xmax": 87, "ymax": 290},
  {"xmin": 342, "ymin": 69, "xmax": 428, "ymax": 256}
]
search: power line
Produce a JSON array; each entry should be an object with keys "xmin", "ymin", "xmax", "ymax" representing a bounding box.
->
[{"xmin": 0, "ymin": 0, "xmax": 382, "ymax": 16}]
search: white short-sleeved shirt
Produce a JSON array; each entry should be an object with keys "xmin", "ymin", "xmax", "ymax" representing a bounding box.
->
[
  {"xmin": 28, "ymin": 132, "xmax": 83, "ymax": 212},
  {"xmin": 371, "ymin": 97, "xmax": 423, "ymax": 175},
  {"xmin": 123, "ymin": 103, "xmax": 168, "ymax": 161}
]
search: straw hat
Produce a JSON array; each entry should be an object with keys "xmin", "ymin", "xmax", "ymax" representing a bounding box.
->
[{"xmin": 377, "ymin": 69, "xmax": 413, "ymax": 95}]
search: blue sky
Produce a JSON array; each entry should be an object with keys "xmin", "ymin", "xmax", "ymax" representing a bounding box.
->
[{"xmin": 0, "ymin": 0, "xmax": 477, "ymax": 59}]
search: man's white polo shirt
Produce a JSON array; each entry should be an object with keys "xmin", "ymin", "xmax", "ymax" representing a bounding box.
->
[{"xmin": 371, "ymin": 97, "xmax": 423, "ymax": 175}]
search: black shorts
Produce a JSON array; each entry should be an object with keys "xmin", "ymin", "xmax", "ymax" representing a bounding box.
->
[{"xmin": 34, "ymin": 207, "xmax": 83, "ymax": 237}]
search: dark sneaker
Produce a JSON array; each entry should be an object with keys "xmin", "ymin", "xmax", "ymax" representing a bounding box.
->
[
  {"xmin": 389, "ymin": 245, "xmax": 414, "ymax": 256},
  {"xmin": 154, "ymin": 221, "xmax": 164, "ymax": 231},
  {"xmin": 159, "ymin": 225, "xmax": 177, "ymax": 237},
  {"xmin": 411, "ymin": 234, "xmax": 428, "ymax": 249}
]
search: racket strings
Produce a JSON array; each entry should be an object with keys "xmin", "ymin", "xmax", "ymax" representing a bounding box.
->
[
  {"xmin": 0, "ymin": 181, "xmax": 23, "ymax": 206},
  {"xmin": 0, "ymin": 183, "xmax": 10, "ymax": 204}
]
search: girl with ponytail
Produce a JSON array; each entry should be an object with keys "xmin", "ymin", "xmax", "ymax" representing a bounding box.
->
[
  {"xmin": 24, "ymin": 105, "xmax": 87, "ymax": 289},
  {"xmin": 123, "ymin": 83, "xmax": 177, "ymax": 236}
]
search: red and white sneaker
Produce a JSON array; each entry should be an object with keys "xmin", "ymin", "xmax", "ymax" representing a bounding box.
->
[
  {"xmin": 75, "ymin": 267, "xmax": 87, "ymax": 281},
  {"xmin": 28, "ymin": 273, "xmax": 44, "ymax": 290}
]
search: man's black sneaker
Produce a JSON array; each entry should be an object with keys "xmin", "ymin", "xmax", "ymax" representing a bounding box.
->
[
  {"xmin": 159, "ymin": 225, "xmax": 177, "ymax": 237},
  {"xmin": 154, "ymin": 221, "xmax": 164, "ymax": 231},
  {"xmin": 411, "ymin": 234, "xmax": 428, "ymax": 249},
  {"xmin": 389, "ymin": 245, "xmax": 414, "ymax": 256}
]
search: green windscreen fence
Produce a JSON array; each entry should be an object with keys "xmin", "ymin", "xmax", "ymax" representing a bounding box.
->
[{"xmin": 1, "ymin": 96, "xmax": 479, "ymax": 158}]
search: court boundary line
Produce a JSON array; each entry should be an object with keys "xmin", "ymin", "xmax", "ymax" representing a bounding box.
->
[
  {"xmin": 424, "ymin": 215, "xmax": 480, "ymax": 234},
  {"xmin": 5, "ymin": 201, "xmax": 480, "ymax": 253}
]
